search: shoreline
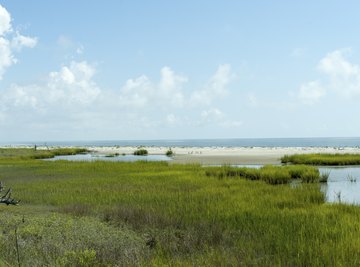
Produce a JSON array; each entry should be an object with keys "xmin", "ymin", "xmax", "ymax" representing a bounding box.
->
[{"xmin": 2, "ymin": 145, "xmax": 360, "ymax": 165}]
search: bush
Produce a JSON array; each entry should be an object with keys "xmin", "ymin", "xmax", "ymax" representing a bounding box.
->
[
  {"xmin": 134, "ymin": 149, "xmax": 148, "ymax": 156},
  {"xmin": 165, "ymin": 149, "xmax": 174, "ymax": 157}
]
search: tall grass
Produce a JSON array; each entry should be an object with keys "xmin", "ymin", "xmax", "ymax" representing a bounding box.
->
[
  {"xmin": 205, "ymin": 165, "xmax": 320, "ymax": 184},
  {"xmin": 0, "ymin": 147, "xmax": 88, "ymax": 160},
  {"xmin": 1, "ymin": 152, "xmax": 360, "ymax": 265},
  {"xmin": 282, "ymin": 153, "xmax": 360, "ymax": 165}
]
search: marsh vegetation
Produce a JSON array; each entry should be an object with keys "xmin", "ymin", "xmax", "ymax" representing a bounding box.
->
[
  {"xmin": 133, "ymin": 148, "xmax": 148, "ymax": 156},
  {"xmin": 0, "ymin": 148, "xmax": 360, "ymax": 265},
  {"xmin": 281, "ymin": 153, "xmax": 360, "ymax": 165}
]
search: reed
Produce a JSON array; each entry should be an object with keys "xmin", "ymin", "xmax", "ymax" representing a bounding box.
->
[{"xmin": 205, "ymin": 165, "xmax": 320, "ymax": 185}]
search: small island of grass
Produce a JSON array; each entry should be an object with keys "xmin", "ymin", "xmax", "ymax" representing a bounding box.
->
[
  {"xmin": 133, "ymin": 148, "xmax": 148, "ymax": 156},
  {"xmin": 281, "ymin": 153, "xmax": 360, "ymax": 165}
]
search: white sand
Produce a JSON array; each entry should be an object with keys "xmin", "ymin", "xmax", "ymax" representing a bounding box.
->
[
  {"xmin": 3, "ymin": 145, "xmax": 360, "ymax": 165},
  {"xmin": 88, "ymin": 146, "xmax": 360, "ymax": 165}
]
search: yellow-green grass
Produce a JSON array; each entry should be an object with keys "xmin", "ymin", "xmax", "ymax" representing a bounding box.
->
[
  {"xmin": 0, "ymin": 147, "xmax": 88, "ymax": 160},
  {"xmin": 205, "ymin": 164, "xmax": 320, "ymax": 184},
  {"xmin": 0, "ymin": 153, "xmax": 360, "ymax": 265},
  {"xmin": 282, "ymin": 153, "xmax": 360, "ymax": 165}
]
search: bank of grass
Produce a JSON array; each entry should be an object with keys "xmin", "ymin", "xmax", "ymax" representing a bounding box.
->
[
  {"xmin": 0, "ymin": 147, "xmax": 88, "ymax": 160},
  {"xmin": 205, "ymin": 165, "xmax": 320, "ymax": 184},
  {"xmin": 0, "ymin": 151, "xmax": 360, "ymax": 265},
  {"xmin": 282, "ymin": 153, "xmax": 360, "ymax": 165}
]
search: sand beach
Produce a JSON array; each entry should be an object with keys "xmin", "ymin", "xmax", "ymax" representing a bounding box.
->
[{"xmin": 86, "ymin": 146, "xmax": 360, "ymax": 165}]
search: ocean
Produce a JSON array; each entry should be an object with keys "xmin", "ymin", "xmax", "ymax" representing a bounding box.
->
[{"xmin": 3, "ymin": 137, "xmax": 360, "ymax": 148}]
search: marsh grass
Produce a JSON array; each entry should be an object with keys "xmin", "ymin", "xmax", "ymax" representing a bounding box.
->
[
  {"xmin": 281, "ymin": 153, "xmax": 360, "ymax": 165},
  {"xmin": 1, "ymin": 151, "xmax": 360, "ymax": 265},
  {"xmin": 319, "ymin": 171, "xmax": 331, "ymax": 183},
  {"xmin": 0, "ymin": 148, "xmax": 88, "ymax": 160},
  {"xmin": 205, "ymin": 165, "xmax": 320, "ymax": 184}
]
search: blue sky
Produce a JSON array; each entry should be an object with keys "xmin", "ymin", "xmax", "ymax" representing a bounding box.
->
[{"xmin": 1, "ymin": 1, "xmax": 360, "ymax": 141}]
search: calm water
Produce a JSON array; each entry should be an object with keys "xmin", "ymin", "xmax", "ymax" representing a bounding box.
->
[
  {"xmin": 319, "ymin": 167, "xmax": 360, "ymax": 205},
  {"xmin": 4, "ymin": 137, "xmax": 360, "ymax": 148},
  {"xmin": 44, "ymin": 153, "xmax": 172, "ymax": 162},
  {"xmin": 235, "ymin": 165, "xmax": 360, "ymax": 205}
]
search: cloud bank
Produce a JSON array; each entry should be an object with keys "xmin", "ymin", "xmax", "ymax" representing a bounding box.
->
[{"xmin": 0, "ymin": 4, "xmax": 37, "ymax": 79}]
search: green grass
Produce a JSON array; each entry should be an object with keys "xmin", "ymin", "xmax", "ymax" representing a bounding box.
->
[
  {"xmin": 0, "ymin": 147, "xmax": 88, "ymax": 160},
  {"xmin": 282, "ymin": 153, "xmax": 360, "ymax": 165},
  {"xmin": 1, "ymin": 150, "xmax": 360, "ymax": 265},
  {"xmin": 205, "ymin": 165, "xmax": 320, "ymax": 184}
]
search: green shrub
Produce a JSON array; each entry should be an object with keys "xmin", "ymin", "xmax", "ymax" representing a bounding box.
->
[
  {"xmin": 165, "ymin": 149, "xmax": 174, "ymax": 157},
  {"xmin": 134, "ymin": 149, "xmax": 148, "ymax": 156}
]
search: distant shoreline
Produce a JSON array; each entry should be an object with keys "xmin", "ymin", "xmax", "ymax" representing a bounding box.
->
[{"xmin": 2, "ymin": 145, "xmax": 360, "ymax": 165}]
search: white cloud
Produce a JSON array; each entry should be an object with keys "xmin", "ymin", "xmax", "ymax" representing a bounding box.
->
[
  {"xmin": 199, "ymin": 108, "xmax": 242, "ymax": 128},
  {"xmin": 11, "ymin": 32, "xmax": 38, "ymax": 50},
  {"xmin": 0, "ymin": 37, "xmax": 15, "ymax": 78},
  {"xmin": 191, "ymin": 64, "xmax": 233, "ymax": 106},
  {"xmin": 0, "ymin": 4, "xmax": 37, "ymax": 79},
  {"xmin": 0, "ymin": 5, "xmax": 11, "ymax": 35},
  {"xmin": 318, "ymin": 49, "xmax": 358, "ymax": 78},
  {"xmin": 1, "ymin": 61, "xmax": 100, "ymax": 114},
  {"xmin": 0, "ymin": 62, "xmax": 239, "ymax": 139},
  {"xmin": 298, "ymin": 49, "xmax": 360, "ymax": 104},
  {"xmin": 119, "ymin": 66, "xmax": 187, "ymax": 108},
  {"xmin": 201, "ymin": 108, "xmax": 224, "ymax": 122},
  {"xmin": 298, "ymin": 80, "xmax": 325, "ymax": 104}
]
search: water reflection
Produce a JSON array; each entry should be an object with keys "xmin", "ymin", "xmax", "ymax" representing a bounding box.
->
[{"xmin": 319, "ymin": 167, "xmax": 360, "ymax": 205}]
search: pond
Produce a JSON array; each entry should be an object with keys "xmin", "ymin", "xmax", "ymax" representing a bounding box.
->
[
  {"xmin": 44, "ymin": 153, "xmax": 172, "ymax": 162},
  {"xmin": 234, "ymin": 165, "xmax": 360, "ymax": 205},
  {"xmin": 319, "ymin": 167, "xmax": 360, "ymax": 205}
]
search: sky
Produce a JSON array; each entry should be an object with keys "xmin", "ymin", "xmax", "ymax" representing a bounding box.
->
[{"xmin": 1, "ymin": 1, "xmax": 360, "ymax": 142}]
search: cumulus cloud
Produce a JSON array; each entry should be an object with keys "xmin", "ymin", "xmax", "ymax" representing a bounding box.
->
[
  {"xmin": 0, "ymin": 61, "xmax": 239, "ymax": 139},
  {"xmin": 199, "ymin": 108, "xmax": 242, "ymax": 128},
  {"xmin": 201, "ymin": 108, "xmax": 224, "ymax": 122},
  {"xmin": 0, "ymin": 5, "xmax": 11, "ymax": 35},
  {"xmin": 119, "ymin": 66, "xmax": 187, "ymax": 108},
  {"xmin": 1, "ymin": 61, "xmax": 100, "ymax": 116},
  {"xmin": 0, "ymin": 4, "xmax": 37, "ymax": 79},
  {"xmin": 298, "ymin": 80, "xmax": 325, "ymax": 105},
  {"xmin": 298, "ymin": 49, "xmax": 360, "ymax": 104},
  {"xmin": 191, "ymin": 64, "xmax": 233, "ymax": 106},
  {"xmin": 11, "ymin": 32, "xmax": 38, "ymax": 50}
]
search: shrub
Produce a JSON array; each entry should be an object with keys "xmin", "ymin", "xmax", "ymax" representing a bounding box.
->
[
  {"xmin": 165, "ymin": 149, "xmax": 174, "ymax": 157},
  {"xmin": 134, "ymin": 149, "xmax": 148, "ymax": 156}
]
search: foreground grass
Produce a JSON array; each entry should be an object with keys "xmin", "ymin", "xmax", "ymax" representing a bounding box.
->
[
  {"xmin": 282, "ymin": 153, "xmax": 360, "ymax": 165},
  {"xmin": 0, "ymin": 150, "xmax": 360, "ymax": 265}
]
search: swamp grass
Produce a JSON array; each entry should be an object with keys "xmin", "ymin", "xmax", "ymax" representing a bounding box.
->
[
  {"xmin": 282, "ymin": 153, "xmax": 360, "ymax": 165},
  {"xmin": 0, "ymin": 147, "xmax": 88, "ymax": 160},
  {"xmin": 1, "ymin": 149, "xmax": 360, "ymax": 265},
  {"xmin": 204, "ymin": 164, "xmax": 320, "ymax": 184}
]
